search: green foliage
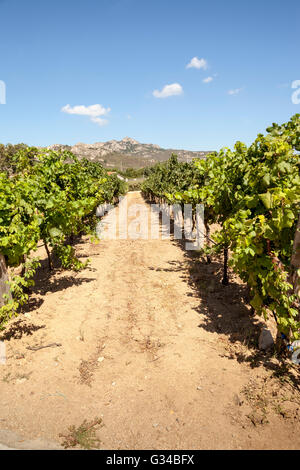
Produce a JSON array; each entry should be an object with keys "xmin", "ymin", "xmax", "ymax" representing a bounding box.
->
[
  {"xmin": 143, "ymin": 115, "xmax": 300, "ymax": 339},
  {"xmin": 141, "ymin": 154, "xmax": 198, "ymax": 202},
  {"xmin": 59, "ymin": 417, "xmax": 103, "ymax": 449},
  {"xmin": 0, "ymin": 148, "xmax": 125, "ymax": 326},
  {"xmin": 119, "ymin": 167, "xmax": 145, "ymax": 178},
  {"xmin": 266, "ymin": 113, "xmax": 300, "ymax": 151},
  {"xmin": 0, "ymin": 257, "xmax": 41, "ymax": 327},
  {"xmin": 0, "ymin": 143, "xmax": 32, "ymax": 174}
]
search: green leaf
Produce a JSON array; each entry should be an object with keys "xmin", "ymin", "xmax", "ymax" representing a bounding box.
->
[{"xmin": 259, "ymin": 192, "xmax": 273, "ymax": 209}]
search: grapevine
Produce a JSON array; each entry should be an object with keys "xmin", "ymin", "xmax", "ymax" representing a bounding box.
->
[
  {"xmin": 0, "ymin": 148, "xmax": 126, "ymax": 326},
  {"xmin": 142, "ymin": 115, "xmax": 300, "ymax": 339}
]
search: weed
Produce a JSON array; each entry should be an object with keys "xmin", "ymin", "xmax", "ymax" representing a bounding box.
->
[
  {"xmin": 15, "ymin": 371, "xmax": 32, "ymax": 381},
  {"xmin": 59, "ymin": 417, "xmax": 103, "ymax": 449},
  {"xmin": 2, "ymin": 372, "xmax": 12, "ymax": 383},
  {"xmin": 273, "ymin": 403, "xmax": 290, "ymax": 419}
]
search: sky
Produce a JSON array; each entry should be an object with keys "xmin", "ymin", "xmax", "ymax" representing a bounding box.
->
[{"xmin": 0, "ymin": 0, "xmax": 299, "ymax": 151}]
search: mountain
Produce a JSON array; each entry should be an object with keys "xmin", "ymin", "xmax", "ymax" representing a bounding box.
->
[{"xmin": 47, "ymin": 137, "xmax": 212, "ymax": 169}]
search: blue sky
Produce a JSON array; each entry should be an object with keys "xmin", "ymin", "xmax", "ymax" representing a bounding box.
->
[{"xmin": 0, "ymin": 0, "xmax": 299, "ymax": 151}]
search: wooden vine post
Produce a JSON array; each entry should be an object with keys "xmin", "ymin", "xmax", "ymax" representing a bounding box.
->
[
  {"xmin": 0, "ymin": 254, "xmax": 11, "ymax": 308},
  {"xmin": 291, "ymin": 215, "xmax": 300, "ymax": 300}
]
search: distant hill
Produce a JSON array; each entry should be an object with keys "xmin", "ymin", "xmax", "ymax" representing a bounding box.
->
[{"xmin": 47, "ymin": 137, "xmax": 212, "ymax": 169}]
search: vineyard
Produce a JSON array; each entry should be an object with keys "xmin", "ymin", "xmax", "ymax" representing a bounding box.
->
[
  {"xmin": 0, "ymin": 116, "xmax": 299, "ymax": 339},
  {"xmin": 0, "ymin": 116, "xmax": 299, "ymax": 450},
  {"xmin": 0, "ymin": 148, "xmax": 126, "ymax": 326},
  {"xmin": 142, "ymin": 114, "xmax": 300, "ymax": 341}
]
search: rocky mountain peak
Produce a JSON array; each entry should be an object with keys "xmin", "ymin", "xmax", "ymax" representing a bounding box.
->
[
  {"xmin": 46, "ymin": 138, "xmax": 211, "ymax": 168},
  {"xmin": 121, "ymin": 137, "xmax": 139, "ymax": 145}
]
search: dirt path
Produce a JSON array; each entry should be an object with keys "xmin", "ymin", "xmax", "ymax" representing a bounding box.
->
[{"xmin": 0, "ymin": 192, "xmax": 299, "ymax": 449}]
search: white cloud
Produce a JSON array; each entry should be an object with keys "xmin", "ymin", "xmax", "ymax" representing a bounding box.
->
[
  {"xmin": 203, "ymin": 76, "xmax": 213, "ymax": 83},
  {"xmin": 228, "ymin": 88, "xmax": 243, "ymax": 95},
  {"xmin": 61, "ymin": 104, "xmax": 111, "ymax": 126},
  {"xmin": 90, "ymin": 116, "xmax": 109, "ymax": 126},
  {"xmin": 153, "ymin": 83, "xmax": 183, "ymax": 98},
  {"xmin": 186, "ymin": 57, "xmax": 207, "ymax": 70}
]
